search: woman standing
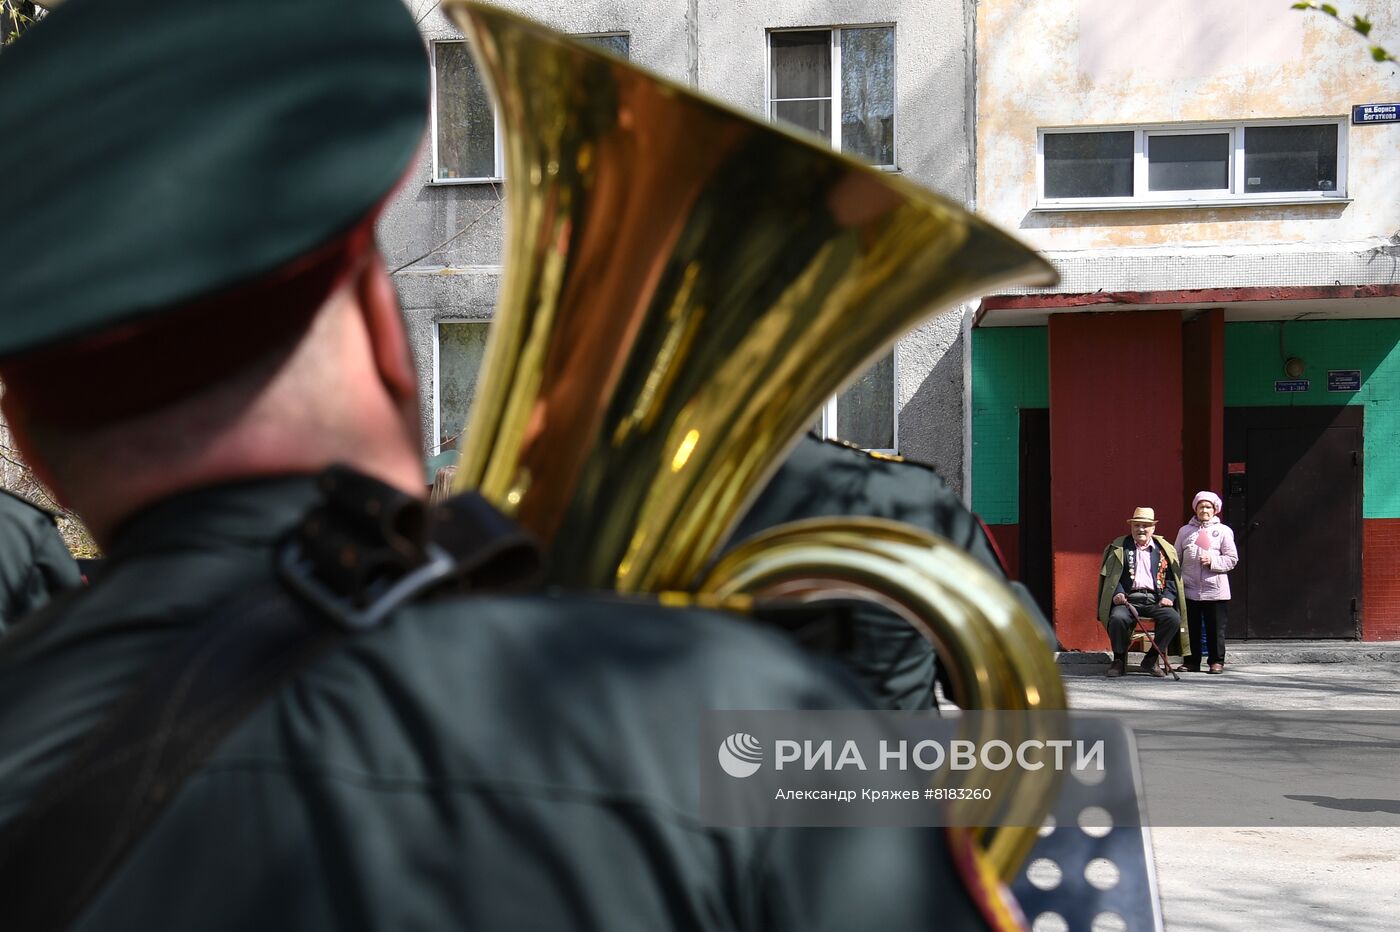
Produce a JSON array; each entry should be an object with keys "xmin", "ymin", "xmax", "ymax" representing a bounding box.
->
[{"xmin": 1175, "ymin": 491, "xmax": 1239, "ymax": 673}]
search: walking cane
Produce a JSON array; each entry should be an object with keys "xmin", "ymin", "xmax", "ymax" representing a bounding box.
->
[{"xmin": 1126, "ymin": 601, "xmax": 1180, "ymax": 681}]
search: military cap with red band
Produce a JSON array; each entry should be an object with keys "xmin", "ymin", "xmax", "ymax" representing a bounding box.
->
[{"xmin": 0, "ymin": 0, "xmax": 429, "ymax": 417}]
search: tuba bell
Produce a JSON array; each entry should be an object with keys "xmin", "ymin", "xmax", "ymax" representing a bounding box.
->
[{"xmin": 444, "ymin": 0, "xmax": 1062, "ymax": 878}]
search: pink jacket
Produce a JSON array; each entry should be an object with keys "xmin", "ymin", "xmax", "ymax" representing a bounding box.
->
[{"xmin": 1173, "ymin": 517, "xmax": 1238, "ymax": 601}]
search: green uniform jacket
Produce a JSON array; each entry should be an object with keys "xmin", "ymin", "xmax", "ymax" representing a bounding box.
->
[
  {"xmin": 1096, "ymin": 535, "xmax": 1191, "ymax": 656},
  {"xmin": 729, "ymin": 435, "xmax": 1054, "ymax": 711},
  {"xmin": 0, "ymin": 478, "xmax": 997, "ymax": 930},
  {"xmin": 0, "ymin": 489, "xmax": 81, "ymax": 636}
]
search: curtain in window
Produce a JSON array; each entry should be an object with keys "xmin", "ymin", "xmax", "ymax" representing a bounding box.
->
[
  {"xmin": 840, "ymin": 27, "xmax": 894, "ymax": 166},
  {"xmin": 435, "ymin": 43, "xmax": 495, "ymax": 179}
]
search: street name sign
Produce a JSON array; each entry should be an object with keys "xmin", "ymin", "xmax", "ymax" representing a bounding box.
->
[{"xmin": 1353, "ymin": 103, "xmax": 1399, "ymax": 124}]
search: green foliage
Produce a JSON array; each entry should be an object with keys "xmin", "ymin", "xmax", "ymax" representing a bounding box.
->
[{"xmin": 1293, "ymin": 1, "xmax": 1397, "ymax": 64}]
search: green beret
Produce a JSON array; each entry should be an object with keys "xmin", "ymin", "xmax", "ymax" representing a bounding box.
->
[{"xmin": 0, "ymin": 0, "xmax": 428, "ymax": 357}]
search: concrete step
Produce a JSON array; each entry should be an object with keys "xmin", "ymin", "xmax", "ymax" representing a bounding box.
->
[{"xmin": 1057, "ymin": 640, "xmax": 1400, "ymax": 665}]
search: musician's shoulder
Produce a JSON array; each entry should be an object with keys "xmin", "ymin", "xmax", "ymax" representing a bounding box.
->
[
  {"xmin": 398, "ymin": 589, "xmax": 857, "ymax": 686},
  {"xmin": 0, "ymin": 489, "xmax": 62, "ymax": 525},
  {"xmin": 807, "ymin": 434, "xmax": 947, "ymax": 475}
]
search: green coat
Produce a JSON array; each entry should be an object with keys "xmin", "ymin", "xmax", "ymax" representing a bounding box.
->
[
  {"xmin": 1097, "ymin": 535, "xmax": 1191, "ymax": 656},
  {"xmin": 0, "ymin": 478, "xmax": 999, "ymax": 930},
  {"xmin": 0, "ymin": 489, "xmax": 81, "ymax": 636}
]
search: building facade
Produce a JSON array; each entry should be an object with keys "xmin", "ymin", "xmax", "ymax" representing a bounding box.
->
[
  {"xmin": 969, "ymin": 0, "xmax": 1400, "ymax": 646},
  {"xmin": 379, "ymin": 0, "xmax": 981, "ymax": 485}
]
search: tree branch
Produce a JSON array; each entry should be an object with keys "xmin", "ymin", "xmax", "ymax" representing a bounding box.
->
[
  {"xmin": 390, "ymin": 182, "xmax": 502, "ymax": 275},
  {"xmin": 1293, "ymin": 2, "xmax": 1396, "ymax": 63}
]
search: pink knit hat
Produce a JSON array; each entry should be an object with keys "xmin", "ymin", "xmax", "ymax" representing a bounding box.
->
[{"xmin": 1192, "ymin": 490, "xmax": 1223, "ymax": 514}]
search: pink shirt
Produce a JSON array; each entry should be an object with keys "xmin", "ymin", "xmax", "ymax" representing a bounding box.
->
[{"xmin": 1131, "ymin": 543, "xmax": 1155, "ymax": 590}]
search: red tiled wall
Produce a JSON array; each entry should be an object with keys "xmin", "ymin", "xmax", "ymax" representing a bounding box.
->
[
  {"xmin": 1049, "ymin": 311, "xmax": 1183, "ymax": 650},
  {"xmin": 1363, "ymin": 518, "xmax": 1400, "ymax": 641},
  {"xmin": 984, "ymin": 523, "xmax": 1020, "ymax": 580}
]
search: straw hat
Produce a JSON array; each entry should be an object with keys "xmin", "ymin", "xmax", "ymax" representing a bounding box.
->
[{"xmin": 1127, "ymin": 507, "xmax": 1156, "ymax": 525}]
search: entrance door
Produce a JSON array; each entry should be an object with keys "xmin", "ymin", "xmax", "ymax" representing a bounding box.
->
[
  {"xmin": 1223, "ymin": 407, "xmax": 1362, "ymax": 639},
  {"xmin": 1019, "ymin": 409, "xmax": 1053, "ymax": 623}
]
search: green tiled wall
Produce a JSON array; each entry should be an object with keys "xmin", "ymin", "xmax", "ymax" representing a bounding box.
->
[
  {"xmin": 972, "ymin": 320, "xmax": 1400, "ymax": 522},
  {"xmin": 1225, "ymin": 320, "xmax": 1400, "ymax": 519},
  {"xmin": 971, "ymin": 327, "xmax": 1049, "ymax": 524}
]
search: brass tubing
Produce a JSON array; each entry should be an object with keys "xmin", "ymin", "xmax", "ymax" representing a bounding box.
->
[{"xmin": 698, "ymin": 518, "xmax": 1067, "ymax": 881}]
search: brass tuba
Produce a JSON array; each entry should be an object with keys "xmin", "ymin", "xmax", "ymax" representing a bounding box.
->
[{"xmin": 444, "ymin": 0, "xmax": 1062, "ymax": 877}]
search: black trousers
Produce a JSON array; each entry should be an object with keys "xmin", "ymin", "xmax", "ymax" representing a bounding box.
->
[
  {"xmin": 1185, "ymin": 598, "xmax": 1228, "ymax": 666},
  {"xmin": 1107, "ymin": 601, "xmax": 1181, "ymax": 656}
]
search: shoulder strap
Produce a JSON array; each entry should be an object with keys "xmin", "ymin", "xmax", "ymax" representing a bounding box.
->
[{"xmin": 0, "ymin": 583, "xmax": 333, "ymax": 932}]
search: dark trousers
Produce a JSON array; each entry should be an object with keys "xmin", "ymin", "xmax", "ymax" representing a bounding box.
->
[
  {"xmin": 1185, "ymin": 598, "xmax": 1228, "ymax": 666},
  {"xmin": 1107, "ymin": 601, "xmax": 1181, "ymax": 656}
]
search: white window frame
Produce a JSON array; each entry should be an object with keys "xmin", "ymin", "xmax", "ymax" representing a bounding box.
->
[
  {"xmin": 1034, "ymin": 118, "xmax": 1349, "ymax": 211},
  {"xmin": 765, "ymin": 24, "xmax": 899, "ymax": 172},
  {"xmin": 574, "ymin": 31, "xmax": 631, "ymax": 56},
  {"xmin": 1142, "ymin": 126, "xmax": 1234, "ymax": 199},
  {"xmin": 429, "ymin": 39, "xmax": 504, "ymax": 185},
  {"xmin": 429, "ymin": 33, "xmax": 630, "ymax": 185},
  {"xmin": 432, "ymin": 318, "xmax": 492, "ymax": 454},
  {"xmin": 812, "ymin": 345, "xmax": 900, "ymax": 455}
]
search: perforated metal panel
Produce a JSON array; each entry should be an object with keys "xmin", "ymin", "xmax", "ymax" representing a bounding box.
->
[{"xmin": 1010, "ymin": 718, "xmax": 1164, "ymax": 932}]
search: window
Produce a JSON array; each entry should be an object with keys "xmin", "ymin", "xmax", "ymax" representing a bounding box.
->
[
  {"xmin": 769, "ymin": 26, "xmax": 898, "ymax": 450},
  {"xmin": 432, "ymin": 41, "xmax": 500, "ymax": 183},
  {"xmin": 577, "ymin": 32, "xmax": 630, "ymax": 57},
  {"xmin": 1036, "ymin": 120, "xmax": 1347, "ymax": 208},
  {"xmin": 772, "ymin": 26, "xmax": 901, "ymax": 450},
  {"xmin": 1146, "ymin": 130, "xmax": 1230, "ymax": 193},
  {"xmin": 767, "ymin": 26, "xmax": 896, "ymax": 169},
  {"xmin": 1043, "ymin": 131, "xmax": 1132, "ymax": 198},
  {"xmin": 813, "ymin": 350, "xmax": 897, "ymax": 452},
  {"xmin": 432, "ymin": 34, "xmax": 630, "ymax": 183},
  {"xmin": 435, "ymin": 321, "xmax": 490, "ymax": 453},
  {"xmin": 1243, "ymin": 124, "xmax": 1338, "ymax": 193}
]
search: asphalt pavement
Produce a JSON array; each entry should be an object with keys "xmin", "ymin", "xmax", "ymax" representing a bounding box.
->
[{"xmin": 1061, "ymin": 660, "xmax": 1400, "ymax": 931}]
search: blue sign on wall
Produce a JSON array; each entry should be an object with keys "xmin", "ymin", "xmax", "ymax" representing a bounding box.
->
[
  {"xmin": 1274, "ymin": 379, "xmax": 1310, "ymax": 393},
  {"xmin": 1353, "ymin": 103, "xmax": 1399, "ymax": 124},
  {"xmin": 1328, "ymin": 370, "xmax": 1362, "ymax": 392}
]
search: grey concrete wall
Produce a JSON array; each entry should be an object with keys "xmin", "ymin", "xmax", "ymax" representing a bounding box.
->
[
  {"xmin": 692, "ymin": 0, "xmax": 975, "ymax": 480},
  {"xmin": 381, "ymin": 0, "xmax": 978, "ymax": 490},
  {"xmin": 380, "ymin": 0, "xmax": 694, "ymax": 273}
]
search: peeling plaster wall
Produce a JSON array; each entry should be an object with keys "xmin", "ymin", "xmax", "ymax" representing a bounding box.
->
[
  {"xmin": 379, "ymin": 0, "xmax": 978, "ymax": 490},
  {"xmin": 976, "ymin": 0, "xmax": 1400, "ymax": 263}
]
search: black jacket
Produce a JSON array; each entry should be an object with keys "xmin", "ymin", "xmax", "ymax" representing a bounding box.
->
[
  {"xmin": 728, "ymin": 434, "xmax": 1054, "ymax": 710},
  {"xmin": 0, "ymin": 477, "xmax": 997, "ymax": 930},
  {"xmin": 0, "ymin": 489, "xmax": 81, "ymax": 635}
]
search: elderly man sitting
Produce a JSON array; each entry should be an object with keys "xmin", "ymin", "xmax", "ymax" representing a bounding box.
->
[{"xmin": 1097, "ymin": 506, "xmax": 1187, "ymax": 678}]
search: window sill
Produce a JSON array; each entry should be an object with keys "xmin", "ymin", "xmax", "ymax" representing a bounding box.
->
[
  {"xmin": 428, "ymin": 177, "xmax": 504, "ymax": 186},
  {"xmin": 1031, "ymin": 195, "xmax": 1351, "ymax": 213}
]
